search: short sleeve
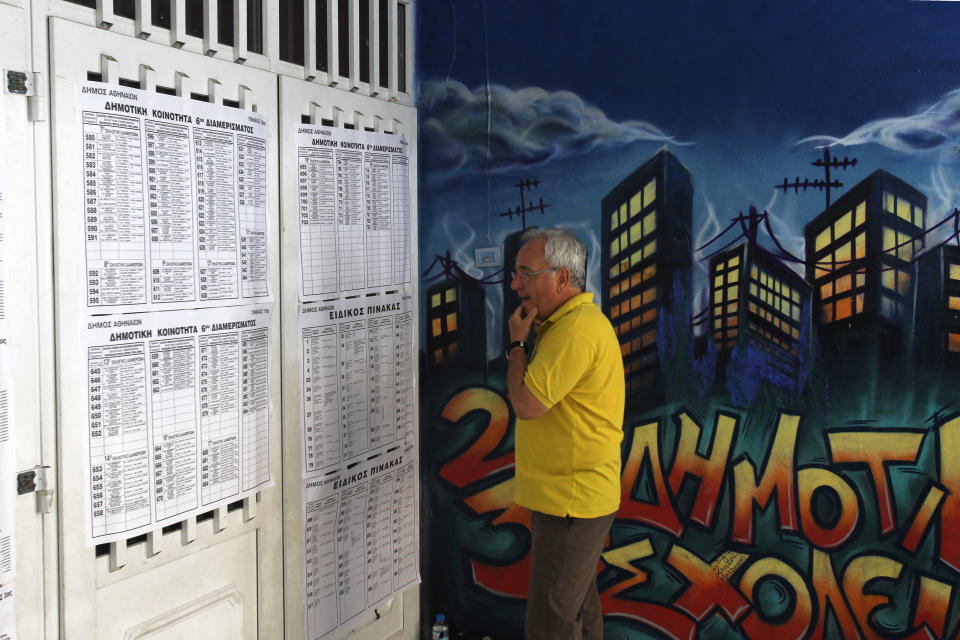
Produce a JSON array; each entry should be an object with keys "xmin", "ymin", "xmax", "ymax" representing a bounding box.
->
[{"xmin": 523, "ymin": 329, "xmax": 593, "ymax": 408}]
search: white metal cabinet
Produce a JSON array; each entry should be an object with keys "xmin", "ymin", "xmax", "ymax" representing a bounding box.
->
[
  {"xmin": 4, "ymin": 0, "xmax": 418, "ymax": 637},
  {"xmin": 48, "ymin": 16, "xmax": 283, "ymax": 639},
  {"xmin": 277, "ymin": 74, "xmax": 419, "ymax": 640},
  {"xmin": 0, "ymin": 2, "xmax": 49, "ymax": 639}
]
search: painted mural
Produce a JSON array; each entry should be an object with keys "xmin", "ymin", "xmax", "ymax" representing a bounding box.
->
[{"xmin": 416, "ymin": 2, "xmax": 960, "ymax": 638}]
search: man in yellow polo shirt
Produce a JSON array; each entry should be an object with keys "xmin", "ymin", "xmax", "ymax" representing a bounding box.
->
[{"xmin": 506, "ymin": 227, "xmax": 625, "ymax": 640}]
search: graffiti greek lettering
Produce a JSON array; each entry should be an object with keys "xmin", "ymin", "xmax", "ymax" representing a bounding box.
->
[{"xmin": 436, "ymin": 387, "xmax": 960, "ymax": 638}]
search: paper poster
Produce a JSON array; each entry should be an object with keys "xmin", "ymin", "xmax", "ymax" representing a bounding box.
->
[
  {"xmin": 303, "ymin": 438, "xmax": 418, "ymax": 640},
  {"xmin": 0, "ymin": 345, "xmax": 12, "ymax": 586},
  {"xmin": 299, "ymin": 292, "xmax": 414, "ymax": 475},
  {"xmin": 83, "ymin": 305, "xmax": 271, "ymax": 544},
  {"xmin": 294, "ymin": 125, "xmax": 411, "ymax": 299},
  {"xmin": 0, "ymin": 95, "xmax": 13, "ymax": 588},
  {"xmin": 0, "ymin": 583, "xmax": 14, "ymax": 640},
  {"xmin": 78, "ymin": 82, "xmax": 271, "ymax": 313}
]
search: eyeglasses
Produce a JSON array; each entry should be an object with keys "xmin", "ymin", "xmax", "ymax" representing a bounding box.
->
[{"xmin": 511, "ymin": 268, "xmax": 557, "ymax": 282}]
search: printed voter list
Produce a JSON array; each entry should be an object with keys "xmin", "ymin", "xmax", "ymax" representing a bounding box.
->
[
  {"xmin": 78, "ymin": 82, "xmax": 272, "ymax": 314},
  {"xmin": 83, "ymin": 305, "xmax": 272, "ymax": 545},
  {"xmin": 0, "ymin": 583, "xmax": 14, "ymax": 640},
  {"xmin": 295, "ymin": 125, "xmax": 411, "ymax": 300},
  {"xmin": 299, "ymin": 292, "xmax": 414, "ymax": 476},
  {"xmin": 0, "ymin": 101, "xmax": 13, "ymax": 592},
  {"xmin": 302, "ymin": 438, "xmax": 418, "ymax": 640}
]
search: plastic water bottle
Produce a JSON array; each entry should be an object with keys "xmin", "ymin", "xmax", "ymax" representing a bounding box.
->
[{"xmin": 431, "ymin": 613, "xmax": 450, "ymax": 640}]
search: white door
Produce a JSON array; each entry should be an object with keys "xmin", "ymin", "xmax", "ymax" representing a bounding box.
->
[
  {"xmin": 48, "ymin": 16, "xmax": 282, "ymax": 639},
  {"xmin": 0, "ymin": 2, "xmax": 51, "ymax": 639},
  {"xmin": 277, "ymin": 75, "xmax": 420, "ymax": 640}
]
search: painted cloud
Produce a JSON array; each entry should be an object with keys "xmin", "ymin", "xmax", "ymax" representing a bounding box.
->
[
  {"xmin": 799, "ymin": 87, "xmax": 960, "ymax": 153},
  {"xmin": 421, "ymin": 80, "xmax": 689, "ymax": 172}
]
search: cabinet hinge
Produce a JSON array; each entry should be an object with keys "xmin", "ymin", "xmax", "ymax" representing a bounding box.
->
[{"xmin": 3, "ymin": 70, "xmax": 46, "ymax": 122}]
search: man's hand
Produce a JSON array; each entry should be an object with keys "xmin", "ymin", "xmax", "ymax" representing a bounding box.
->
[
  {"xmin": 506, "ymin": 304, "xmax": 549, "ymax": 420},
  {"xmin": 508, "ymin": 304, "xmax": 538, "ymax": 342}
]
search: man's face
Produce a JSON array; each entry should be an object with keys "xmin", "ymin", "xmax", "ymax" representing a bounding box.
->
[{"xmin": 511, "ymin": 239, "xmax": 560, "ymax": 320}]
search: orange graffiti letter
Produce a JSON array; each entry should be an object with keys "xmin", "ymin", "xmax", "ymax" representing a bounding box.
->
[
  {"xmin": 798, "ymin": 467, "xmax": 860, "ymax": 550},
  {"xmin": 828, "ymin": 430, "xmax": 924, "ymax": 536},
  {"xmin": 668, "ymin": 411, "xmax": 737, "ymax": 528},
  {"xmin": 809, "ymin": 549, "xmax": 861, "ymax": 640},
  {"xmin": 666, "ymin": 544, "xmax": 751, "ymax": 624},
  {"xmin": 739, "ymin": 557, "xmax": 813, "ymax": 640},
  {"xmin": 841, "ymin": 554, "xmax": 903, "ymax": 640},
  {"xmin": 620, "ymin": 422, "xmax": 684, "ymax": 537},
  {"xmin": 732, "ymin": 413, "xmax": 800, "ymax": 544},
  {"xmin": 911, "ymin": 575, "xmax": 952, "ymax": 638},
  {"xmin": 938, "ymin": 416, "xmax": 960, "ymax": 573}
]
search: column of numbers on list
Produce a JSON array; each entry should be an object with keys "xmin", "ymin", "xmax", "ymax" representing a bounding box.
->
[
  {"xmin": 365, "ymin": 473, "xmax": 395, "ymax": 604},
  {"xmin": 394, "ymin": 311, "xmax": 414, "ymax": 441},
  {"xmin": 298, "ymin": 147, "xmax": 338, "ymax": 297},
  {"xmin": 83, "ymin": 112, "xmax": 147, "ymax": 307},
  {"xmin": 194, "ymin": 128, "xmax": 239, "ymax": 302},
  {"xmin": 336, "ymin": 482, "xmax": 368, "ymax": 624},
  {"xmin": 392, "ymin": 457, "xmax": 418, "ymax": 587},
  {"xmin": 146, "ymin": 119, "xmax": 196, "ymax": 304},
  {"xmin": 336, "ymin": 151, "xmax": 365, "ymax": 292},
  {"xmin": 339, "ymin": 320, "xmax": 369, "ymax": 459},
  {"xmin": 391, "ymin": 154, "xmax": 411, "ymax": 286},
  {"xmin": 366, "ymin": 315, "xmax": 395, "ymax": 450},
  {"xmin": 364, "ymin": 152, "xmax": 392, "ymax": 289},
  {"xmin": 305, "ymin": 494, "xmax": 339, "ymax": 640},
  {"xmin": 149, "ymin": 337, "xmax": 199, "ymax": 521},
  {"xmin": 198, "ymin": 332, "xmax": 241, "ymax": 504},
  {"xmin": 302, "ymin": 325, "xmax": 340, "ymax": 473},
  {"xmin": 237, "ymin": 136, "xmax": 269, "ymax": 298},
  {"xmin": 240, "ymin": 327, "xmax": 270, "ymax": 490},
  {"xmin": 88, "ymin": 344, "xmax": 151, "ymax": 538}
]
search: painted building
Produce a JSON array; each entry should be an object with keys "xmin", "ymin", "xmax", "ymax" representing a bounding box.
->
[
  {"xmin": 804, "ymin": 170, "xmax": 925, "ymax": 329},
  {"xmin": 601, "ymin": 149, "xmax": 693, "ymax": 406},
  {"xmin": 915, "ymin": 244, "xmax": 960, "ymax": 376},
  {"xmin": 425, "ymin": 277, "xmax": 487, "ymax": 369},
  {"xmin": 709, "ymin": 241, "xmax": 811, "ymax": 388},
  {"xmin": 803, "ymin": 170, "xmax": 926, "ymax": 402}
]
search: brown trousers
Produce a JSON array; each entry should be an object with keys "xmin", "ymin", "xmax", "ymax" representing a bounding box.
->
[{"xmin": 525, "ymin": 510, "xmax": 616, "ymax": 640}]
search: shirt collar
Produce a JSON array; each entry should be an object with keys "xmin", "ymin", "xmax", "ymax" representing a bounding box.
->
[{"xmin": 541, "ymin": 292, "xmax": 594, "ymax": 327}]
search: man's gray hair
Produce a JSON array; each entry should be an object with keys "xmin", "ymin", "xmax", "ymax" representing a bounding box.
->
[{"xmin": 522, "ymin": 227, "xmax": 587, "ymax": 290}]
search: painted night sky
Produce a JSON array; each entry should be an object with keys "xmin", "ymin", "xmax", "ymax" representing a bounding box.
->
[{"xmin": 416, "ymin": 0, "xmax": 960, "ymax": 357}]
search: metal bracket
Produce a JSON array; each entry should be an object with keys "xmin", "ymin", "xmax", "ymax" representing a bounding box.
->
[
  {"xmin": 16, "ymin": 469, "xmax": 36, "ymax": 494},
  {"xmin": 5, "ymin": 70, "xmax": 29, "ymax": 95},
  {"xmin": 5, "ymin": 70, "xmax": 36, "ymax": 96}
]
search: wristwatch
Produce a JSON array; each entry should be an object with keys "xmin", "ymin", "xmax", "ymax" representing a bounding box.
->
[{"xmin": 507, "ymin": 340, "xmax": 529, "ymax": 359}]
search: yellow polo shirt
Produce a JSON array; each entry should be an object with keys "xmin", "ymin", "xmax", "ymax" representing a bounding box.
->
[{"xmin": 515, "ymin": 292, "xmax": 625, "ymax": 518}]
